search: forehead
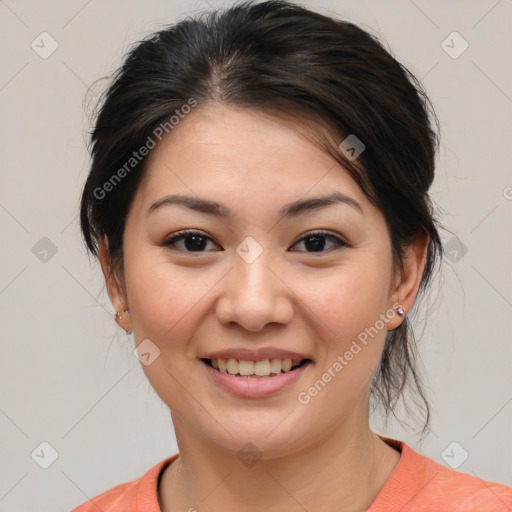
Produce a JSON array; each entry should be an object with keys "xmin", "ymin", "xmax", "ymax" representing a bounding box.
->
[{"xmin": 130, "ymin": 103, "xmax": 368, "ymax": 220}]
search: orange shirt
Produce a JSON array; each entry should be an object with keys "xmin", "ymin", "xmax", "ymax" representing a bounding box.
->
[{"xmin": 71, "ymin": 437, "xmax": 512, "ymax": 511}]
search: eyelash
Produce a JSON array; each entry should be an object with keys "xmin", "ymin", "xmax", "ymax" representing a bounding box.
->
[{"xmin": 162, "ymin": 229, "xmax": 349, "ymax": 254}]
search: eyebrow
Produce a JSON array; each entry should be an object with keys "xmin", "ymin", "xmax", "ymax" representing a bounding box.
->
[{"xmin": 147, "ymin": 192, "xmax": 363, "ymax": 221}]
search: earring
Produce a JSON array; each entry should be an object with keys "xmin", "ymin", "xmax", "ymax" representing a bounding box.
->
[
  {"xmin": 396, "ymin": 305, "xmax": 405, "ymax": 317},
  {"xmin": 115, "ymin": 309, "xmax": 128, "ymax": 321},
  {"xmin": 114, "ymin": 308, "xmax": 132, "ymax": 334}
]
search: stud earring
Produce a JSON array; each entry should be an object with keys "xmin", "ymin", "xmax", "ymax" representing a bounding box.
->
[
  {"xmin": 115, "ymin": 309, "xmax": 128, "ymax": 321},
  {"xmin": 114, "ymin": 308, "xmax": 132, "ymax": 335},
  {"xmin": 396, "ymin": 305, "xmax": 405, "ymax": 317}
]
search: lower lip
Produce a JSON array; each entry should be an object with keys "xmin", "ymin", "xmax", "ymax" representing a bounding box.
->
[{"xmin": 201, "ymin": 360, "xmax": 312, "ymax": 398}]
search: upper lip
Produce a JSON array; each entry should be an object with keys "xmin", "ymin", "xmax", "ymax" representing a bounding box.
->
[{"xmin": 201, "ymin": 348, "xmax": 312, "ymax": 362}]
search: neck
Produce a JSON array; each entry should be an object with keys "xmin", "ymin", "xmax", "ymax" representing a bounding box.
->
[{"xmin": 158, "ymin": 399, "xmax": 400, "ymax": 512}]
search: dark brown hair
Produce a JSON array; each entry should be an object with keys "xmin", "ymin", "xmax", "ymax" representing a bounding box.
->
[{"xmin": 80, "ymin": 0, "xmax": 445, "ymax": 438}]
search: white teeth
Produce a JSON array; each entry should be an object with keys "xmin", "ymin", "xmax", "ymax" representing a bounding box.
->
[
  {"xmin": 282, "ymin": 359, "xmax": 292, "ymax": 372},
  {"xmin": 209, "ymin": 357, "xmax": 303, "ymax": 376},
  {"xmin": 270, "ymin": 358, "xmax": 282, "ymax": 374},
  {"xmin": 226, "ymin": 358, "xmax": 238, "ymax": 375},
  {"xmin": 254, "ymin": 360, "xmax": 271, "ymax": 376},
  {"xmin": 238, "ymin": 360, "xmax": 255, "ymax": 375}
]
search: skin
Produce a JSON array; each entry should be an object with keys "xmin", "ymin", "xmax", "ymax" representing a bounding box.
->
[{"xmin": 99, "ymin": 103, "xmax": 428, "ymax": 512}]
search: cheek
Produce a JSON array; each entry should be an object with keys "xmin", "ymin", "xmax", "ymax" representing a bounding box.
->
[
  {"xmin": 123, "ymin": 246, "xmax": 203, "ymax": 343},
  {"xmin": 295, "ymin": 259, "xmax": 391, "ymax": 342},
  {"xmin": 293, "ymin": 266, "xmax": 391, "ymax": 414},
  {"xmin": 123, "ymin": 250, "xmax": 205, "ymax": 409},
  {"xmin": 293, "ymin": 255, "xmax": 393, "ymax": 402}
]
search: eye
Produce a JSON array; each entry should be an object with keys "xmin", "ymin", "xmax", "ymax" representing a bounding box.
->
[
  {"xmin": 290, "ymin": 230, "xmax": 348, "ymax": 253},
  {"xmin": 162, "ymin": 229, "xmax": 349, "ymax": 254},
  {"xmin": 162, "ymin": 230, "xmax": 220, "ymax": 252}
]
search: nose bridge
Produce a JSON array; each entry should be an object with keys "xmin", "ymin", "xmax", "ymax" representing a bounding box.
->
[{"xmin": 216, "ymin": 235, "xmax": 293, "ymax": 331}]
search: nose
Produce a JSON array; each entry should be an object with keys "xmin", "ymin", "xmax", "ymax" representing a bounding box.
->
[{"xmin": 215, "ymin": 249, "xmax": 294, "ymax": 332}]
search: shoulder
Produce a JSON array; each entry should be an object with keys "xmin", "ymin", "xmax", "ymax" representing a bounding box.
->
[
  {"xmin": 70, "ymin": 454, "xmax": 179, "ymax": 512},
  {"xmin": 70, "ymin": 481, "xmax": 137, "ymax": 512},
  {"xmin": 422, "ymin": 458, "xmax": 512, "ymax": 511},
  {"xmin": 371, "ymin": 437, "xmax": 512, "ymax": 512}
]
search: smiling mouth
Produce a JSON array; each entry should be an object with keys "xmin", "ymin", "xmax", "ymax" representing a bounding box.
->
[{"xmin": 200, "ymin": 358, "xmax": 312, "ymax": 378}]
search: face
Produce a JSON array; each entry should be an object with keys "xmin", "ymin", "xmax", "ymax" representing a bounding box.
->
[{"xmin": 101, "ymin": 103, "xmax": 425, "ymax": 459}]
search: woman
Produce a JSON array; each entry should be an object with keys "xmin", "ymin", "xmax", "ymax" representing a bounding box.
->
[{"xmin": 73, "ymin": 1, "xmax": 512, "ymax": 510}]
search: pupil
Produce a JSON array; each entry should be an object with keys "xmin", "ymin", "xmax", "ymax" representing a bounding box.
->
[
  {"xmin": 185, "ymin": 235, "xmax": 206, "ymax": 251},
  {"xmin": 305, "ymin": 235, "xmax": 325, "ymax": 252}
]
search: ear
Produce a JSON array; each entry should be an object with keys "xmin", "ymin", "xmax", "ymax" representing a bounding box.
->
[
  {"xmin": 386, "ymin": 230, "xmax": 429, "ymax": 330},
  {"xmin": 99, "ymin": 236, "xmax": 132, "ymax": 331}
]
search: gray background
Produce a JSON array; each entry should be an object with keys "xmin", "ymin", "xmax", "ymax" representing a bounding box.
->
[{"xmin": 0, "ymin": 0, "xmax": 511, "ymax": 510}]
